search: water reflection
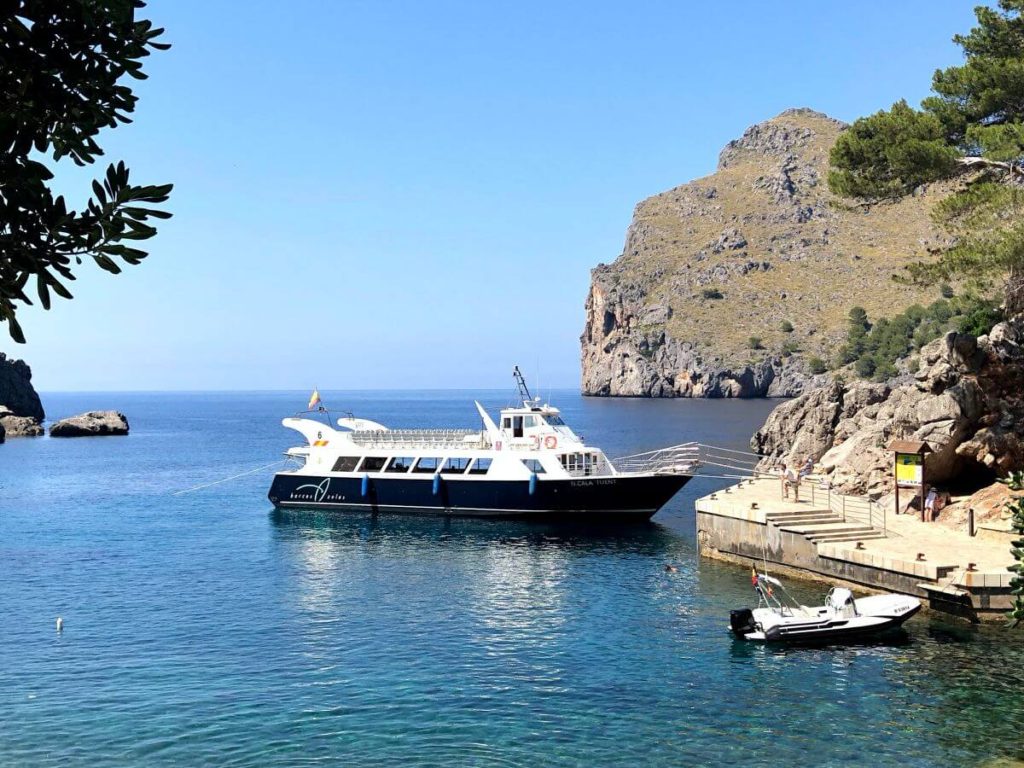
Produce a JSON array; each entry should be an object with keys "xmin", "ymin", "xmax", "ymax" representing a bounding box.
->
[{"xmin": 269, "ymin": 507, "xmax": 688, "ymax": 559}]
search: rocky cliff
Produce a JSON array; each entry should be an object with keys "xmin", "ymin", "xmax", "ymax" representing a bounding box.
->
[
  {"xmin": 0, "ymin": 353, "xmax": 44, "ymax": 420},
  {"xmin": 752, "ymin": 316, "xmax": 1024, "ymax": 496},
  {"xmin": 581, "ymin": 108, "xmax": 949, "ymax": 397}
]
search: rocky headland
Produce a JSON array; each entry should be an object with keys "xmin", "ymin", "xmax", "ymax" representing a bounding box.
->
[{"xmin": 581, "ymin": 108, "xmax": 951, "ymax": 397}]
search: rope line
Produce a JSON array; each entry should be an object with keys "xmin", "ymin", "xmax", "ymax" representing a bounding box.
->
[{"xmin": 172, "ymin": 459, "xmax": 288, "ymax": 496}]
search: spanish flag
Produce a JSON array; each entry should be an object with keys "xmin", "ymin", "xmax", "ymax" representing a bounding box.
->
[{"xmin": 308, "ymin": 388, "xmax": 321, "ymax": 410}]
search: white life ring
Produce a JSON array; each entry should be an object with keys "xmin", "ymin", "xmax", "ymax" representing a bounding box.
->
[{"xmin": 544, "ymin": 435, "xmax": 558, "ymax": 450}]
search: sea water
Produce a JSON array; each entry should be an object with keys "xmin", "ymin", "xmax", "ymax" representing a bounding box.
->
[{"xmin": 1, "ymin": 391, "xmax": 1022, "ymax": 767}]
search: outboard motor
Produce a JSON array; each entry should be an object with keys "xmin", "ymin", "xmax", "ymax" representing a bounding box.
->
[{"xmin": 730, "ymin": 608, "xmax": 756, "ymax": 637}]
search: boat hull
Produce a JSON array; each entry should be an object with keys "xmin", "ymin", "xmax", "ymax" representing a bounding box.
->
[
  {"xmin": 267, "ymin": 472, "xmax": 691, "ymax": 520},
  {"xmin": 734, "ymin": 602, "xmax": 922, "ymax": 643}
]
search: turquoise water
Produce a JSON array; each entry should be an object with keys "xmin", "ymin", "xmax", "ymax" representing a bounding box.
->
[{"xmin": 2, "ymin": 391, "xmax": 1023, "ymax": 767}]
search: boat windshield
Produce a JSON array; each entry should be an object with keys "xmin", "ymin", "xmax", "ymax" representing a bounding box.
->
[{"xmin": 545, "ymin": 415, "xmax": 565, "ymax": 426}]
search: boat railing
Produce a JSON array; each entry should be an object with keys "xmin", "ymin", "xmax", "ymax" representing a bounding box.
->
[
  {"xmin": 349, "ymin": 429, "xmax": 490, "ymax": 450},
  {"xmin": 611, "ymin": 443, "xmax": 701, "ymax": 475}
]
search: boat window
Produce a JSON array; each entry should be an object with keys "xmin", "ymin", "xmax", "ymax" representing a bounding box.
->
[
  {"xmin": 502, "ymin": 417, "xmax": 511, "ymax": 429},
  {"xmin": 513, "ymin": 416, "xmax": 524, "ymax": 438},
  {"xmin": 413, "ymin": 457, "xmax": 441, "ymax": 473},
  {"xmin": 386, "ymin": 456, "xmax": 415, "ymax": 473},
  {"xmin": 559, "ymin": 453, "xmax": 582, "ymax": 472},
  {"xmin": 546, "ymin": 415, "xmax": 565, "ymax": 426},
  {"xmin": 441, "ymin": 457, "xmax": 471, "ymax": 474},
  {"xmin": 331, "ymin": 456, "xmax": 360, "ymax": 472},
  {"xmin": 523, "ymin": 415, "xmax": 539, "ymax": 428},
  {"xmin": 358, "ymin": 456, "xmax": 387, "ymax": 472},
  {"xmin": 521, "ymin": 458, "xmax": 546, "ymax": 474},
  {"xmin": 468, "ymin": 458, "xmax": 492, "ymax": 475}
]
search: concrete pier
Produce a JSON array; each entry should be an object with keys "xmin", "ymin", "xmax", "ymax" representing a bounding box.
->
[{"xmin": 696, "ymin": 476, "xmax": 1015, "ymax": 622}]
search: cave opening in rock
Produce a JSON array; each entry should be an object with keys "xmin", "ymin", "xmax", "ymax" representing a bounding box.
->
[{"xmin": 942, "ymin": 461, "xmax": 998, "ymax": 495}]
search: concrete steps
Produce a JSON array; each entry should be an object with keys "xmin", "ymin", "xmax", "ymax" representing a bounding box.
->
[
  {"xmin": 765, "ymin": 508, "xmax": 885, "ymax": 547},
  {"xmin": 809, "ymin": 531, "xmax": 888, "ymax": 543}
]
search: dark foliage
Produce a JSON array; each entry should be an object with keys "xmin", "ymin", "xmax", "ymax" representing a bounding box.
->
[
  {"xmin": 0, "ymin": 0, "xmax": 172, "ymax": 342},
  {"xmin": 837, "ymin": 295, "xmax": 1002, "ymax": 380}
]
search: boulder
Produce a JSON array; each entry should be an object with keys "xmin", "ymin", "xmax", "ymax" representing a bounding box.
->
[
  {"xmin": 49, "ymin": 411, "xmax": 129, "ymax": 437},
  {"xmin": 0, "ymin": 414, "xmax": 44, "ymax": 437}
]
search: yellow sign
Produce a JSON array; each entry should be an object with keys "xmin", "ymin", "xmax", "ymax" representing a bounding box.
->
[{"xmin": 895, "ymin": 453, "xmax": 923, "ymax": 486}]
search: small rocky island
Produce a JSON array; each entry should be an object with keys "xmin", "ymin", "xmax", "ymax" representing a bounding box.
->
[{"xmin": 50, "ymin": 411, "xmax": 130, "ymax": 437}]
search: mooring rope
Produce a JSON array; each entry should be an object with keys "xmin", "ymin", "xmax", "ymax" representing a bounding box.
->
[{"xmin": 172, "ymin": 459, "xmax": 289, "ymax": 496}]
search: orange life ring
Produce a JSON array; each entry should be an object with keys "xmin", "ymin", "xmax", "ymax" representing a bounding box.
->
[
  {"xmin": 531, "ymin": 435, "xmax": 541, "ymax": 449},
  {"xmin": 544, "ymin": 435, "xmax": 558, "ymax": 450}
]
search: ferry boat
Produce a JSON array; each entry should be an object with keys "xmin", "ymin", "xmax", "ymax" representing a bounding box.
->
[{"xmin": 267, "ymin": 369, "xmax": 699, "ymax": 520}]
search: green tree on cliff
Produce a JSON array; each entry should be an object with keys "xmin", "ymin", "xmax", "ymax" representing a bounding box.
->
[
  {"xmin": 829, "ymin": 1, "xmax": 1024, "ymax": 316},
  {"xmin": 0, "ymin": 0, "xmax": 172, "ymax": 343},
  {"xmin": 1000, "ymin": 471, "xmax": 1024, "ymax": 627}
]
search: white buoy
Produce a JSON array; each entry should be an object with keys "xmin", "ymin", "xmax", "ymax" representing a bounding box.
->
[{"xmin": 56, "ymin": 617, "xmax": 63, "ymax": 632}]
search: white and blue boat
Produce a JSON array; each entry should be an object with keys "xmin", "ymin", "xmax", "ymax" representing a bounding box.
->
[{"xmin": 267, "ymin": 369, "xmax": 698, "ymax": 520}]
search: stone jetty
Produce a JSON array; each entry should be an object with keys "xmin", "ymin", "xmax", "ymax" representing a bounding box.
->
[{"xmin": 696, "ymin": 475, "xmax": 1015, "ymax": 622}]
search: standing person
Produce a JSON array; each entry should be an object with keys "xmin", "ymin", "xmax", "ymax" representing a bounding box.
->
[
  {"xmin": 784, "ymin": 464, "xmax": 800, "ymax": 502},
  {"xmin": 925, "ymin": 487, "xmax": 938, "ymax": 521}
]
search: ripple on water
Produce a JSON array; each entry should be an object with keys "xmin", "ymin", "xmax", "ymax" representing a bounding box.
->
[{"xmin": 2, "ymin": 392, "xmax": 1024, "ymax": 767}]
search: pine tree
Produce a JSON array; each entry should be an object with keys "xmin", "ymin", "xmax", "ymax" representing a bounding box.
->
[
  {"xmin": 1002, "ymin": 471, "xmax": 1024, "ymax": 627},
  {"xmin": 829, "ymin": 1, "xmax": 1024, "ymax": 315}
]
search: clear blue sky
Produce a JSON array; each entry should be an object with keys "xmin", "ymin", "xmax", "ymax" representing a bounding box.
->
[{"xmin": 13, "ymin": 0, "xmax": 978, "ymax": 391}]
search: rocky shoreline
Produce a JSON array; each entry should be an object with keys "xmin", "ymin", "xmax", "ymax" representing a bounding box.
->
[{"xmin": 752, "ymin": 315, "xmax": 1024, "ymax": 523}]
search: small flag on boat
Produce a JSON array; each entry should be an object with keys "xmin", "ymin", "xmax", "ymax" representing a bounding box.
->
[
  {"xmin": 308, "ymin": 388, "xmax": 321, "ymax": 410},
  {"xmin": 751, "ymin": 567, "xmax": 758, "ymax": 586}
]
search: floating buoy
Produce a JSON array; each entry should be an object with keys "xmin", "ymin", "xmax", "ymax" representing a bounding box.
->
[
  {"xmin": 361, "ymin": 473, "xmax": 369, "ymax": 497},
  {"xmin": 56, "ymin": 617, "xmax": 63, "ymax": 632},
  {"xmin": 432, "ymin": 474, "xmax": 441, "ymax": 496},
  {"xmin": 529, "ymin": 472, "xmax": 537, "ymax": 496}
]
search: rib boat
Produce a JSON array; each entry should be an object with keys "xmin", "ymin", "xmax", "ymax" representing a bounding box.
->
[
  {"xmin": 267, "ymin": 368, "xmax": 698, "ymax": 520},
  {"xmin": 730, "ymin": 572, "xmax": 921, "ymax": 643}
]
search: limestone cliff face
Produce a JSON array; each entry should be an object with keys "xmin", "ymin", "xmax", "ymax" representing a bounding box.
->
[
  {"xmin": 0, "ymin": 353, "xmax": 44, "ymax": 420},
  {"xmin": 752, "ymin": 317, "xmax": 1024, "ymax": 495},
  {"xmin": 581, "ymin": 108, "xmax": 947, "ymax": 397}
]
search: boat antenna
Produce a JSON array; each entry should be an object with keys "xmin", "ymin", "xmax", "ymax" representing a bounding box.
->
[{"xmin": 513, "ymin": 365, "xmax": 533, "ymax": 404}]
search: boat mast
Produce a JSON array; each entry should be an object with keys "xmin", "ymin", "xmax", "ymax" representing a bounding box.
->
[{"xmin": 513, "ymin": 365, "xmax": 533, "ymax": 404}]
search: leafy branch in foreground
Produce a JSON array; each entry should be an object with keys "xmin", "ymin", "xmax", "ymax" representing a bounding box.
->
[
  {"xmin": 0, "ymin": 0, "xmax": 173, "ymax": 343},
  {"xmin": 828, "ymin": 1, "xmax": 1024, "ymax": 315}
]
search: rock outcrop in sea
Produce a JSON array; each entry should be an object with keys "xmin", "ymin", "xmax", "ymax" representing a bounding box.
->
[
  {"xmin": 50, "ymin": 411, "xmax": 130, "ymax": 437},
  {"xmin": 0, "ymin": 353, "xmax": 45, "ymax": 438},
  {"xmin": 752, "ymin": 316, "xmax": 1024, "ymax": 496},
  {"xmin": 0, "ymin": 353, "xmax": 44, "ymax": 419},
  {"xmin": 581, "ymin": 108, "xmax": 948, "ymax": 397},
  {"xmin": 0, "ymin": 406, "xmax": 44, "ymax": 437}
]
